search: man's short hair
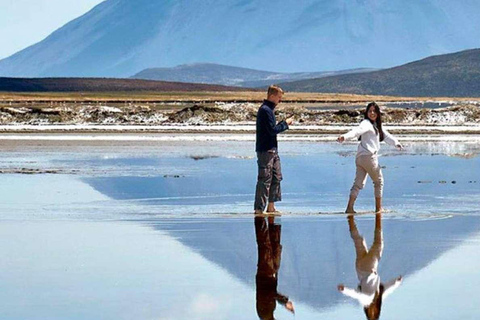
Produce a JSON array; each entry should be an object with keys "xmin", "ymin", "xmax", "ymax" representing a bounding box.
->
[{"xmin": 267, "ymin": 85, "xmax": 284, "ymax": 97}]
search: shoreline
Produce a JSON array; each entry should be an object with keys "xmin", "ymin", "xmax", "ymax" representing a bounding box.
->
[{"xmin": 1, "ymin": 124, "xmax": 480, "ymax": 138}]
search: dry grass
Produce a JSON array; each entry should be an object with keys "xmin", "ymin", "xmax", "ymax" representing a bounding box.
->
[{"xmin": 2, "ymin": 91, "xmax": 479, "ymax": 103}]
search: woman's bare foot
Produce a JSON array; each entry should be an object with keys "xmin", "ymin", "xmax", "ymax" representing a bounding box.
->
[
  {"xmin": 375, "ymin": 197, "xmax": 382, "ymax": 213},
  {"xmin": 345, "ymin": 196, "xmax": 356, "ymax": 214}
]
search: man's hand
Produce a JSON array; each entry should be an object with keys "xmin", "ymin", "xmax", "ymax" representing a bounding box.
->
[
  {"xmin": 285, "ymin": 301, "xmax": 295, "ymax": 314},
  {"xmin": 286, "ymin": 117, "xmax": 294, "ymax": 126},
  {"xmin": 396, "ymin": 143, "xmax": 403, "ymax": 150},
  {"xmin": 337, "ymin": 284, "xmax": 345, "ymax": 291},
  {"xmin": 337, "ymin": 136, "xmax": 345, "ymax": 143}
]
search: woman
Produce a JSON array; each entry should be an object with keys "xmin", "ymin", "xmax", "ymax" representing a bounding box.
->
[
  {"xmin": 338, "ymin": 214, "xmax": 403, "ymax": 320},
  {"xmin": 337, "ymin": 102, "xmax": 402, "ymax": 213}
]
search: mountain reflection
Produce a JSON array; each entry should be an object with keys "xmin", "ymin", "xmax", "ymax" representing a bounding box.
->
[
  {"xmin": 254, "ymin": 216, "xmax": 294, "ymax": 319},
  {"xmin": 338, "ymin": 213, "xmax": 402, "ymax": 319},
  {"xmin": 144, "ymin": 213, "xmax": 480, "ymax": 313}
]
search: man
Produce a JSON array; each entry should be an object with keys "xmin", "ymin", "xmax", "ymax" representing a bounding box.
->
[
  {"xmin": 254, "ymin": 85, "xmax": 293, "ymax": 214},
  {"xmin": 255, "ymin": 216, "xmax": 294, "ymax": 319}
]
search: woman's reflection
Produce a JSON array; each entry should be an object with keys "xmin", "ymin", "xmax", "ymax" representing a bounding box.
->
[
  {"xmin": 338, "ymin": 213, "xmax": 402, "ymax": 320},
  {"xmin": 254, "ymin": 216, "xmax": 294, "ymax": 320}
]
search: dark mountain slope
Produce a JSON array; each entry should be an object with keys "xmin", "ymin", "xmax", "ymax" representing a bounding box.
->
[
  {"xmin": 0, "ymin": 77, "xmax": 246, "ymax": 92},
  {"xmin": 281, "ymin": 49, "xmax": 480, "ymax": 97}
]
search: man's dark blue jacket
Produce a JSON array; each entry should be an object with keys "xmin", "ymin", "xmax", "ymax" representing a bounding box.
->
[{"xmin": 255, "ymin": 100, "xmax": 289, "ymax": 152}]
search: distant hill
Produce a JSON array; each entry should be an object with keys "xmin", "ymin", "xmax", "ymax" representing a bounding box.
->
[
  {"xmin": 280, "ymin": 49, "xmax": 480, "ymax": 97},
  {"xmin": 0, "ymin": 77, "xmax": 246, "ymax": 92},
  {"xmin": 132, "ymin": 63, "xmax": 375, "ymax": 87},
  {"xmin": 2, "ymin": 0, "xmax": 480, "ymax": 77}
]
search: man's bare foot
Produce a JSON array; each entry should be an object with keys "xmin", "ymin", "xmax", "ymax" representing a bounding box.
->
[
  {"xmin": 267, "ymin": 211, "xmax": 282, "ymax": 216},
  {"xmin": 345, "ymin": 208, "xmax": 356, "ymax": 214},
  {"xmin": 266, "ymin": 203, "xmax": 276, "ymax": 212}
]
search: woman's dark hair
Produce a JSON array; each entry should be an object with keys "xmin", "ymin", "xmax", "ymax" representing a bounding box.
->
[
  {"xmin": 364, "ymin": 102, "xmax": 384, "ymax": 142},
  {"xmin": 363, "ymin": 284, "xmax": 385, "ymax": 320}
]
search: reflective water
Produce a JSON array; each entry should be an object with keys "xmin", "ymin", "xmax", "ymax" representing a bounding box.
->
[
  {"xmin": 0, "ymin": 139, "xmax": 480, "ymax": 319},
  {"xmin": 153, "ymin": 214, "xmax": 480, "ymax": 319},
  {"xmin": 303, "ymin": 101, "xmax": 458, "ymax": 111}
]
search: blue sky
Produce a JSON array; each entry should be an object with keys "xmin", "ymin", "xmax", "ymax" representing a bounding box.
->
[{"xmin": 0, "ymin": 0, "xmax": 104, "ymax": 59}]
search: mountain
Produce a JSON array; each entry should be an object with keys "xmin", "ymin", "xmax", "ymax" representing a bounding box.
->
[
  {"xmin": 151, "ymin": 216, "xmax": 480, "ymax": 311},
  {"xmin": 280, "ymin": 48, "xmax": 480, "ymax": 97},
  {"xmin": 132, "ymin": 63, "xmax": 376, "ymax": 87},
  {"xmin": 1, "ymin": 0, "xmax": 480, "ymax": 77},
  {"xmin": 0, "ymin": 77, "xmax": 245, "ymax": 92}
]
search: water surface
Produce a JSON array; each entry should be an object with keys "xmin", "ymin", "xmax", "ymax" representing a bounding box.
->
[{"xmin": 0, "ymin": 139, "xmax": 479, "ymax": 319}]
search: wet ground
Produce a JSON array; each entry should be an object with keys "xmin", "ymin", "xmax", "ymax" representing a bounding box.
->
[{"xmin": 1, "ymin": 138, "xmax": 480, "ymax": 319}]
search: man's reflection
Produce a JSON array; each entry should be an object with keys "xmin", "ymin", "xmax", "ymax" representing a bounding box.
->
[
  {"xmin": 254, "ymin": 216, "xmax": 294, "ymax": 320},
  {"xmin": 338, "ymin": 213, "xmax": 402, "ymax": 320}
]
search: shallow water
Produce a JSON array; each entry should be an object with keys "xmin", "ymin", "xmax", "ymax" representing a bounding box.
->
[
  {"xmin": 1, "ymin": 139, "xmax": 480, "ymax": 319},
  {"xmin": 303, "ymin": 101, "xmax": 460, "ymax": 111},
  {"xmin": 3, "ymin": 139, "xmax": 478, "ymax": 217}
]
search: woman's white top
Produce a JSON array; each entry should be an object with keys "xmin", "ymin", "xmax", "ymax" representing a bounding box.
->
[
  {"xmin": 341, "ymin": 277, "xmax": 402, "ymax": 306},
  {"xmin": 342, "ymin": 119, "xmax": 399, "ymax": 157}
]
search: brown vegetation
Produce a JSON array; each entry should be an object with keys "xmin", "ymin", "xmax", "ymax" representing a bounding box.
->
[{"xmin": 3, "ymin": 91, "xmax": 480, "ymax": 104}]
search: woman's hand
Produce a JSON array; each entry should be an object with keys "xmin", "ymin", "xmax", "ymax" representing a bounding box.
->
[
  {"xmin": 337, "ymin": 136, "xmax": 345, "ymax": 143},
  {"xmin": 337, "ymin": 284, "xmax": 345, "ymax": 291},
  {"xmin": 396, "ymin": 143, "xmax": 403, "ymax": 150}
]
